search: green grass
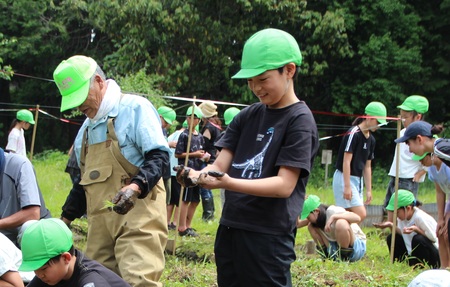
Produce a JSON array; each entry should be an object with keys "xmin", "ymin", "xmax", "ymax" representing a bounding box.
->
[{"xmin": 33, "ymin": 151, "xmax": 432, "ymax": 286}]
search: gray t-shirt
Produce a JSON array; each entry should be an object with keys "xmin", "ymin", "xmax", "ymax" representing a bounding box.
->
[{"xmin": 0, "ymin": 153, "xmax": 51, "ymax": 245}]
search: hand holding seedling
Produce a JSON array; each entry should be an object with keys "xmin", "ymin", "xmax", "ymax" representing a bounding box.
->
[{"xmin": 111, "ymin": 188, "xmax": 139, "ymax": 214}]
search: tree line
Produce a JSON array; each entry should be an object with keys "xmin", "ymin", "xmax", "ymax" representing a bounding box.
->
[{"xmin": 0, "ymin": 0, "xmax": 449, "ymax": 166}]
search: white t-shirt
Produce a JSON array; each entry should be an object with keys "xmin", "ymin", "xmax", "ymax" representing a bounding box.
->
[
  {"xmin": 0, "ymin": 233, "xmax": 35, "ymax": 282},
  {"xmin": 6, "ymin": 128, "xmax": 27, "ymax": 157},
  {"xmin": 397, "ymin": 207, "xmax": 438, "ymax": 254},
  {"xmin": 388, "ymin": 128, "xmax": 425, "ymax": 181},
  {"xmin": 319, "ymin": 205, "xmax": 366, "ymax": 243}
]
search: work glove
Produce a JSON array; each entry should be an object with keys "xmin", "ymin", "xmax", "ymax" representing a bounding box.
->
[
  {"xmin": 174, "ymin": 165, "xmax": 198, "ymax": 187},
  {"xmin": 111, "ymin": 188, "xmax": 138, "ymax": 215}
]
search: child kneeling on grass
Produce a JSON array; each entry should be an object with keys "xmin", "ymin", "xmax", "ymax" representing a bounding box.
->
[
  {"xmin": 19, "ymin": 218, "xmax": 131, "ymax": 287},
  {"xmin": 373, "ymin": 189, "xmax": 440, "ymax": 268},
  {"xmin": 297, "ymin": 195, "xmax": 366, "ymax": 262}
]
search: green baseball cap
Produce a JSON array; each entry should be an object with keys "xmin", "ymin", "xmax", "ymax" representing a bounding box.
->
[
  {"xmin": 16, "ymin": 109, "xmax": 35, "ymax": 124},
  {"xmin": 386, "ymin": 189, "xmax": 416, "ymax": 211},
  {"xmin": 20, "ymin": 218, "xmax": 73, "ymax": 271},
  {"xmin": 186, "ymin": 105, "xmax": 203, "ymax": 118},
  {"xmin": 300, "ymin": 195, "xmax": 321, "ymax": 220},
  {"xmin": 224, "ymin": 107, "xmax": 240, "ymax": 125},
  {"xmin": 157, "ymin": 106, "xmax": 176, "ymax": 125},
  {"xmin": 53, "ymin": 55, "xmax": 97, "ymax": 112},
  {"xmin": 412, "ymin": 152, "xmax": 429, "ymax": 161},
  {"xmin": 397, "ymin": 95, "xmax": 429, "ymax": 114},
  {"xmin": 232, "ymin": 28, "xmax": 302, "ymax": 79},
  {"xmin": 365, "ymin": 101, "xmax": 387, "ymax": 124}
]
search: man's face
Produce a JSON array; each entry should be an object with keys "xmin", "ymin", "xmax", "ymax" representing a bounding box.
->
[{"xmin": 77, "ymin": 75, "xmax": 104, "ymax": 119}]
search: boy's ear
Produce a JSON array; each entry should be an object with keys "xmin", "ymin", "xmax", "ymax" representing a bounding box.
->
[
  {"xmin": 284, "ymin": 62, "xmax": 297, "ymax": 78},
  {"xmin": 61, "ymin": 252, "xmax": 72, "ymax": 264}
]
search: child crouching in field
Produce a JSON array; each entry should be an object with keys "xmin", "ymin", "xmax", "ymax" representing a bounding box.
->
[
  {"xmin": 297, "ymin": 195, "xmax": 366, "ymax": 262},
  {"xmin": 20, "ymin": 218, "xmax": 131, "ymax": 286},
  {"xmin": 373, "ymin": 189, "xmax": 440, "ymax": 268}
]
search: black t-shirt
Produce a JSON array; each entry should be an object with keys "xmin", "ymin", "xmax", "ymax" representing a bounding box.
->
[
  {"xmin": 27, "ymin": 249, "xmax": 131, "ymax": 287},
  {"xmin": 334, "ymin": 125, "xmax": 375, "ymax": 177},
  {"xmin": 175, "ymin": 129, "xmax": 205, "ymax": 170},
  {"xmin": 201, "ymin": 121, "xmax": 222, "ymax": 163},
  {"xmin": 216, "ymin": 102, "xmax": 319, "ymax": 235}
]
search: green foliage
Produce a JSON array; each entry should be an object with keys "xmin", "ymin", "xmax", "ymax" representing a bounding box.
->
[
  {"xmin": 2, "ymin": 0, "xmax": 449, "ymax": 161},
  {"xmin": 114, "ymin": 68, "xmax": 168, "ymax": 108}
]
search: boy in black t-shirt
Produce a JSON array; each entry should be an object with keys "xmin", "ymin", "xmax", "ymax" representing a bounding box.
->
[
  {"xmin": 20, "ymin": 218, "xmax": 130, "ymax": 287},
  {"xmin": 175, "ymin": 106, "xmax": 208, "ymax": 237},
  {"xmin": 176, "ymin": 29, "xmax": 319, "ymax": 286}
]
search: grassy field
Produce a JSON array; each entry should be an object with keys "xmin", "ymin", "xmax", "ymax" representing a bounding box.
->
[{"xmin": 32, "ymin": 151, "xmax": 435, "ymax": 286}]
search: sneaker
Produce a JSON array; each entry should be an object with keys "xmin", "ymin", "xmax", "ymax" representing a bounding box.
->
[
  {"xmin": 178, "ymin": 228, "xmax": 198, "ymax": 237},
  {"xmin": 168, "ymin": 223, "xmax": 177, "ymax": 230}
]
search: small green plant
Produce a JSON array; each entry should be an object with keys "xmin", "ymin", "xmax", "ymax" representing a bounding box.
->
[{"xmin": 100, "ymin": 200, "xmax": 116, "ymax": 211}]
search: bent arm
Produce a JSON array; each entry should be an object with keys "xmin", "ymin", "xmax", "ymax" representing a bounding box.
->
[
  {"xmin": 0, "ymin": 271, "xmax": 24, "ymax": 287},
  {"xmin": 0, "ymin": 206, "xmax": 40, "ymax": 229},
  {"xmin": 131, "ymin": 149, "xmax": 169, "ymax": 198},
  {"xmin": 199, "ymin": 149, "xmax": 301, "ymax": 198},
  {"xmin": 61, "ymin": 176, "xmax": 86, "ymax": 221},
  {"xmin": 330, "ymin": 211, "xmax": 361, "ymax": 225}
]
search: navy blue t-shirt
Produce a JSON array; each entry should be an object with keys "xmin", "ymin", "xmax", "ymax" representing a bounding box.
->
[
  {"xmin": 334, "ymin": 125, "xmax": 375, "ymax": 177},
  {"xmin": 27, "ymin": 249, "xmax": 131, "ymax": 287},
  {"xmin": 175, "ymin": 129, "xmax": 205, "ymax": 170}
]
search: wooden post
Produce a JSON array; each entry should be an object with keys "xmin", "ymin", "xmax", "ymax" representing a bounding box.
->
[
  {"xmin": 172, "ymin": 97, "xmax": 197, "ymax": 255},
  {"xmin": 29, "ymin": 105, "xmax": 39, "ymax": 161},
  {"xmin": 390, "ymin": 115, "xmax": 401, "ymax": 263},
  {"xmin": 321, "ymin": 150, "xmax": 332, "ymax": 188}
]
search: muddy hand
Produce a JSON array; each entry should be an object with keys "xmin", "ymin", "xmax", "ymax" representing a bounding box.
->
[
  {"xmin": 197, "ymin": 170, "xmax": 225, "ymax": 186},
  {"xmin": 174, "ymin": 165, "xmax": 198, "ymax": 187},
  {"xmin": 111, "ymin": 188, "xmax": 138, "ymax": 215},
  {"xmin": 207, "ymin": 171, "xmax": 225, "ymax": 178}
]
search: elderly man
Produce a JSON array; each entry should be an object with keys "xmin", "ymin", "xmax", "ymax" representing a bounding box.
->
[
  {"xmin": 0, "ymin": 148, "xmax": 51, "ymax": 247},
  {"xmin": 53, "ymin": 55, "xmax": 170, "ymax": 287}
]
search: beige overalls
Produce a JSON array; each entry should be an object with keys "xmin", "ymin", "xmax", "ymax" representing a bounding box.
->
[{"xmin": 79, "ymin": 119, "xmax": 167, "ymax": 287}]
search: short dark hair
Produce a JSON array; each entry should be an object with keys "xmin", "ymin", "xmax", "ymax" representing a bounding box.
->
[
  {"xmin": 277, "ymin": 65, "xmax": 300, "ymax": 78},
  {"xmin": 46, "ymin": 245, "xmax": 75, "ymax": 266}
]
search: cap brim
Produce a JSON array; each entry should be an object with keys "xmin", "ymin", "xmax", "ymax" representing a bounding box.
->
[
  {"xmin": 19, "ymin": 258, "xmax": 48, "ymax": 272},
  {"xmin": 60, "ymin": 82, "xmax": 90, "ymax": 112},
  {"xmin": 28, "ymin": 120, "xmax": 35, "ymax": 125},
  {"xmin": 397, "ymin": 104, "xmax": 413, "ymax": 111},
  {"xmin": 394, "ymin": 135, "xmax": 409, "ymax": 143},
  {"xmin": 231, "ymin": 68, "xmax": 268, "ymax": 79},
  {"xmin": 412, "ymin": 153, "xmax": 427, "ymax": 161},
  {"xmin": 386, "ymin": 205, "xmax": 394, "ymax": 211},
  {"xmin": 300, "ymin": 211, "xmax": 309, "ymax": 220},
  {"xmin": 377, "ymin": 118, "xmax": 387, "ymax": 124}
]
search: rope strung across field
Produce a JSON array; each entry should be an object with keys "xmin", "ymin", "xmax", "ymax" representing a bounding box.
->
[{"xmin": 1, "ymin": 71, "xmax": 402, "ymax": 140}]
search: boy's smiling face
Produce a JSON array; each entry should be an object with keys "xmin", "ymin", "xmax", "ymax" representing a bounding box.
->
[{"xmin": 246, "ymin": 63, "xmax": 296, "ymax": 109}]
